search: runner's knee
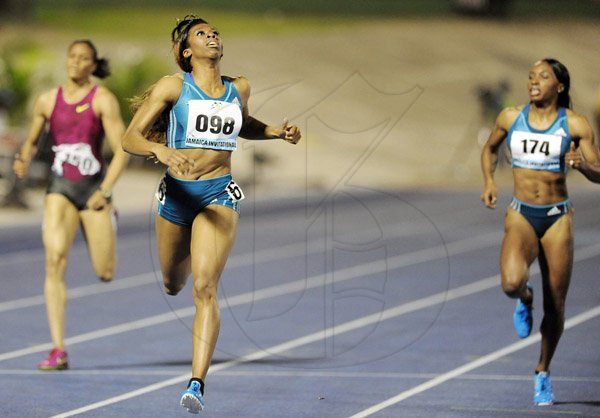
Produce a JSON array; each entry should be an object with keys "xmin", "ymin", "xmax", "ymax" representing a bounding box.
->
[
  {"xmin": 501, "ymin": 274, "xmax": 526, "ymax": 298},
  {"xmin": 44, "ymin": 250, "xmax": 68, "ymax": 277},
  {"xmin": 164, "ymin": 277, "xmax": 185, "ymax": 296},
  {"xmin": 192, "ymin": 280, "xmax": 218, "ymax": 304},
  {"xmin": 93, "ymin": 262, "xmax": 115, "ymax": 282},
  {"xmin": 543, "ymin": 296, "xmax": 566, "ymax": 317}
]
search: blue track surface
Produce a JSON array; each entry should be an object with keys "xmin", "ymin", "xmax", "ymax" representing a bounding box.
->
[{"xmin": 1, "ymin": 187, "xmax": 599, "ymax": 417}]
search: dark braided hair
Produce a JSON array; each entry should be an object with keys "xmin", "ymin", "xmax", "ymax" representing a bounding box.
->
[
  {"xmin": 128, "ymin": 15, "xmax": 212, "ymax": 144},
  {"xmin": 542, "ymin": 58, "xmax": 571, "ymax": 109},
  {"xmin": 69, "ymin": 39, "xmax": 111, "ymax": 79},
  {"xmin": 129, "ymin": 82, "xmax": 168, "ymax": 144},
  {"xmin": 171, "ymin": 15, "xmax": 209, "ymax": 72}
]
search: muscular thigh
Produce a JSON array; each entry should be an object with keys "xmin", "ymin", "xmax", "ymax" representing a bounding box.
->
[
  {"xmin": 156, "ymin": 214, "xmax": 193, "ymax": 282},
  {"xmin": 190, "ymin": 205, "xmax": 239, "ymax": 284},
  {"xmin": 501, "ymin": 209, "xmax": 539, "ymax": 273},
  {"xmin": 80, "ymin": 206, "xmax": 116, "ymax": 241},
  {"xmin": 540, "ymin": 213, "xmax": 573, "ymax": 298},
  {"xmin": 43, "ymin": 194, "xmax": 80, "ymax": 254},
  {"xmin": 80, "ymin": 207, "xmax": 117, "ymax": 269}
]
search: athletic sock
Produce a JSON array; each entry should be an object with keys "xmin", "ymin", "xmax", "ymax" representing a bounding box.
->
[{"xmin": 188, "ymin": 377, "xmax": 205, "ymax": 395}]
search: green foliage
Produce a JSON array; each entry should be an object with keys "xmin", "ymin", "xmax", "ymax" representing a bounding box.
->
[
  {"xmin": 104, "ymin": 56, "xmax": 170, "ymax": 123},
  {"xmin": 29, "ymin": 0, "xmax": 600, "ymax": 19},
  {"xmin": 31, "ymin": 6, "xmax": 364, "ymax": 39},
  {"xmin": 0, "ymin": 40, "xmax": 170, "ymax": 125},
  {"xmin": 0, "ymin": 41, "xmax": 56, "ymax": 124},
  {"xmin": 32, "ymin": 0, "xmax": 451, "ymax": 18}
]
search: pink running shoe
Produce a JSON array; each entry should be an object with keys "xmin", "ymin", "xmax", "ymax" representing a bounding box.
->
[{"xmin": 38, "ymin": 348, "xmax": 69, "ymax": 371}]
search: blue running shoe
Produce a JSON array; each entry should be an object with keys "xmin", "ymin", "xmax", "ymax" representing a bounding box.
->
[
  {"xmin": 513, "ymin": 283, "xmax": 533, "ymax": 338},
  {"xmin": 534, "ymin": 371, "xmax": 555, "ymax": 405},
  {"xmin": 180, "ymin": 380, "xmax": 205, "ymax": 414}
]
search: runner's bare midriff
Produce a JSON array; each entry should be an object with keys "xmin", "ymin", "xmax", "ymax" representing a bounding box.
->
[
  {"xmin": 512, "ymin": 167, "xmax": 568, "ymax": 205},
  {"xmin": 172, "ymin": 148, "xmax": 232, "ymax": 180}
]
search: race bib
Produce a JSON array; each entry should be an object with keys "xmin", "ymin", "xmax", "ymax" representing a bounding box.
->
[
  {"xmin": 185, "ymin": 99, "xmax": 242, "ymax": 151},
  {"xmin": 225, "ymin": 179, "xmax": 245, "ymax": 202},
  {"xmin": 155, "ymin": 177, "xmax": 167, "ymax": 205},
  {"xmin": 510, "ymin": 131, "xmax": 563, "ymax": 171},
  {"xmin": 51, "ymin": 143, "xmax": 101, "ymax": 176}
]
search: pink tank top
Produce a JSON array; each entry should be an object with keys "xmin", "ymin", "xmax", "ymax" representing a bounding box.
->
[{"xmin": 48, "ymin": 85, "xmax": 105, "ymax": 181}]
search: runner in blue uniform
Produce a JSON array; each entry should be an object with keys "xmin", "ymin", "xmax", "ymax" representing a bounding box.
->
[
  {"xmin": 122, "ymin": 15, "xmax": 301, "ymax": 414},
  {"xmin": 480, "ymin": 58, "xmax": 600, "ymax": 405}
]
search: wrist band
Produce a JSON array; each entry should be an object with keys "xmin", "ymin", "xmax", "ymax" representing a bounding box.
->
[{"xmin": 99, "ymin": 187, "xmax": 112, "ymax": 199}]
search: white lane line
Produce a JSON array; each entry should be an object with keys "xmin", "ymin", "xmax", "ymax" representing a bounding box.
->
[
  {"xmin": 0, "ymin": 231, "xmax": 500, "ymax": 362},
  {"xmin": 203, "ymin": 370, "xmax": 600, "ymax": 384},
  {"xmin": 0, "ymin": 272, "xmax": 157, "ymax": 313},
  {"xmin": 49, "ymin": 275, "xmax": 501, "ymax": 417},
  {"xmin": 348, "ymin": 306, "xmax": 600, "ymax": 418},
  {"xmin": 0, "ymin": 236, "xmax": 357, "ymax": 313},
  {"xmin": 0, "ymin": 218, "xmax": 479, "ymax": 313},
  {"xmin": 0, "ymin": 369, "xmax": 184, "ymax": 376},
  {"xmin": 0, "ymin": 232, "xmax": 148, "ymax": 267},
  {"xmin": 4, "ymin": 368, "xmax": 600, "ymax": 384},
  {"xmin": 50, "ymin": 374, "xmax": 193, "ymax": 418},
  {"xmin": 450, "ymin": 406, "xmax": 590, "ymax": 417},
  {"xmin": 0, "ymin": 309, "xmax": 193, "ymax": 362},
  {"xmin": 0, "ymin": 197, "xmax": 495, "ymax": 272},
  {"xmin": 48, "ymin": 241, "xmax": 600, "ymax": 417}
]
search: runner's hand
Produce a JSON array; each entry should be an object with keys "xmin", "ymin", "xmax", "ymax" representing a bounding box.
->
[
  {"xmin": 480, "ymin": 184, "xmax": 497, "ymax": 209},
  {"xmin": 276, "ymin": 118, "xmax": 301, "ymax": 144},
  {"xmin": 12, "ymin": 153, "xmax": 31, "ymax": 179},
  {"xmin": 154, "ymin": 146, "xmax": 195, "ymax": 175},
  {"xmin": 86, "ymin": 190, "xmax": 108, "ymax": 211},
  {"xmin": 565, "ymin": 142, "xmax": 583, "ymax": 170}
]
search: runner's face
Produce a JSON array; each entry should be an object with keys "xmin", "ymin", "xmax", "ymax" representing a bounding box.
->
[
  {"xmin": 66, "ymin": 43, "xmax": 96, "ymax": 82},
  {"xmin": 184, "ymin": 23, "xmax": 222, "ymax": 60},
  {"xmin": 527, "ymin": 61, "xmax": 562, "ymax": 104}
]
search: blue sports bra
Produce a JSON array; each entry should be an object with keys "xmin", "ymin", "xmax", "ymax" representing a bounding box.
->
[
  {"xmin": 166, "ymin": 73, "xmax": 243, "ymax": 151},
  {"xmin": 507, "ymin": 104, "xmax": 572, "ymax": 173}
]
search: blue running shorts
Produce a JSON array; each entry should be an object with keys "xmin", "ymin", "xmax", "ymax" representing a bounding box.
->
[
  {"xmin": 509, "ymin": 197, "xmax": 571, "ymax": 238},
  {"xmin": 156, "ymin": 171, "xmax": 244, "ymax": 227}
]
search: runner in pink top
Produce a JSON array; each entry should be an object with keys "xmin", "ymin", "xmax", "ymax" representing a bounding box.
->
[
  {"xmin": 13, "ymin": 39, "xmax": 129, "ymax": 370},
  {"xmin": 49, "ymin": 84, "xmax": 105, "ymax": 182}
]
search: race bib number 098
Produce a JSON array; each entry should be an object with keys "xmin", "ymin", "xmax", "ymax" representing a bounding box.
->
[{"xmin": 185, "ymin": 99, "xmax": 242, "ymax": 150}]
